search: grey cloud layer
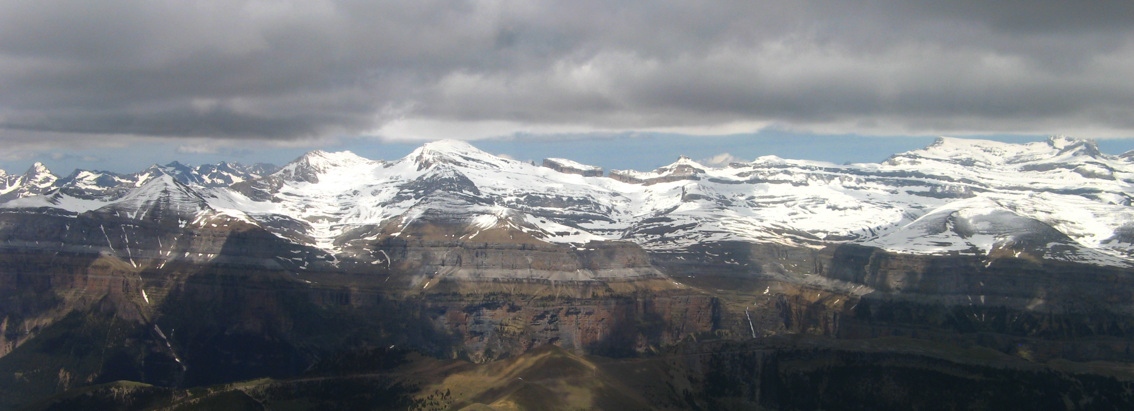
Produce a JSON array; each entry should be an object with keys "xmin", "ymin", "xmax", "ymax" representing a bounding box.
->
[{"xmin": 1, "ymin": 0, "xmax": 1132, "ymax": 144}]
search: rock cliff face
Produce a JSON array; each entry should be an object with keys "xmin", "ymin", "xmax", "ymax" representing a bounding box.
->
[
  {"xmin": 645, "ymin": 338, "xmax": 1134, "ymax": 410},
  {"xmin": 648, "ymin": 239, "xmax": 1134, "ymax": 367},
  {"xmin": 26, "ymin": 336, "xmax": 1134, "ymax": 410},
  {"xmin": 0, "ymin": 210, "xmax": 722, "ymax": 408},
  {"xmin": 821, "ymin": 244, "xmax": 1134, "ymax": 312},
  {"xmin": 426, "ymin": 292, "xmax": 716, "ymax": 362},
  {"xmin": 374, "ymin": 238, "xmax": 663, "ymax": 284},
  {"xmin": 543, "ymin": 158, "xmax": 603, "ymax": 177},
  {"xmin": 2, "ymin": 137, "xmax": 1134, "ymax": 408}
]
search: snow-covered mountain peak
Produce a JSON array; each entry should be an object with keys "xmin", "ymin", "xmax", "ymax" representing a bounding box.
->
[
  {"xmin": 419, "ymin": 139, "xmax": 480, "ymax": 153},
  {"xmin": 123, "ymin": 173, "xmax": 192, "ymax": 197},
  {"xmin": 896, "ymin": 137, "xmax": 1023, "ymax": 166},
  {"xmin": 667, "ymin": 155, "xmax": 706, "ymax": 168},
  {"xmin": 653, "ymin": 156, "xmax": 707, "ymax": 177},
  {"xmin": 1045, "ymin": 135, "xmax": 1101, "ymax": 157},
  {"xmin": 408, "ymin": 139, "xmax": 512, "ymax": 171},
  {"xmin": 26, "ymin": 162, "xmax": 49, "ymax": 171},
  {"xmin": 140, "ymin": 161, "xmax": 199, "ymax": 185},
  {"xmin": 3, "ymin": 137, "xmax": 1133, "ymax": 268},
  {"xmin": 164, "ymin": 160, "xmax": 192, "ymax": 170},
  {"xmin": 26, "ymin": 162, "xmax": 50, "ymax": 173},
  {"xmin": 57, "ymin": 169, "xmax": 131, "ymax": 193},
  {"xmin": 22, "ymin": 162, "xmax": 57, "ymax": 188},
  {"xmin": 100, "ymin": 173, "xmax": 211, "ymax": 221},
  {"xmin": 275, "ymin": 150, "xmax": 379, "ymax": 184},
  {"xmin": 294, "ymin": 150, "xmax": 372, "ymax": 168},
  {"xmin": 610, "ymin": 155, "xmax": 707, "ymax": 184},
  {"xmin": 136, "ymin": 165, "xmax": 173, "ymax": 186},
  {"xmin": 890, "ymin": 136, "xmax": 1108, "ymax": 169},
  {"xmin": 751, "ymin": 155, "xmax": 787, "ymax": 164},
  {"xmin": 1047, "ymin": 135, "xmax": 1086, "ymax": 149}
]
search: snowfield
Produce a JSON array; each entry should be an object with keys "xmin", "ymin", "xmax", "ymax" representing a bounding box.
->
[{"xmin": 3, "ymin": 136, "xmax": 1132, "ymax": 267}]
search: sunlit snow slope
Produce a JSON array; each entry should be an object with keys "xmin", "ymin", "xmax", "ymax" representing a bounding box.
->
[{"xmin": 2, "ymin": 136, "xmax": 1132, "ymax": 267}]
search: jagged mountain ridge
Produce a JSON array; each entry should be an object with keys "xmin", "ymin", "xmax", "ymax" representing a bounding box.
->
[
  {"xmin": 0, "ymin": 160, "xmax": 279, "ymax": 203},
  {"xmin": 2, "ymin": 136, "xmax": 1133, "ymax": 268},
  {"xmin": 4, "ymin": 136, "xmax": 1134, "ymax": 409},
  {"xmin": 0, "ymin": 162, "xmax": 57, "ymax": 201}
]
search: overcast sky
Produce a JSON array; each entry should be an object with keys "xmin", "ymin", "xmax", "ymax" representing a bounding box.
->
[{"xmin": 2, "ymin": 1, "xmax": 1134, "ymax": 173}]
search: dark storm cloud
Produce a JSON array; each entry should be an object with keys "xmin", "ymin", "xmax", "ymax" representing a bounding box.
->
[{"xmin": 1, "ymin": 0, "xmax": 1133, "ymax": 147}]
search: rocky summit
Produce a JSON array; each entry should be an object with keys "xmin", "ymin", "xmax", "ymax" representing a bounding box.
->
[{"xmin": 2, "ymin": 136, "xmax": 1134, "ymax": 409}]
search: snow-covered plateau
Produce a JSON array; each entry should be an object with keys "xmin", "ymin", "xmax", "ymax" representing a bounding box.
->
[{"xmin": 2, "ymin": 136, "xmax": 1132, "ymax": 267}]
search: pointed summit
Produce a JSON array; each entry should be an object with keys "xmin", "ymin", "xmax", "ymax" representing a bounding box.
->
[
  {"xmin": 662, "ymin": 155, "xmax": 706, "ymax": 171},
  {"xmin": 99, "ymin": 173, "xmax": 211, "ymax": 222},
  {"xmin": 609, "ymin": 155, "xmax": 706, "ymax": 185},
  {"xmin": 161, "ymin": 161, "xmax": 207, "ymax": 186},
  {"xmin": 0, "ymin": 169, "xmax": 19, "ymax": 196},
  {"xmin": 164, "ymin": 160, "xmax": 192, "ymax": 170},
  {"xmin": 24, "ymin": 161, "xmax": 53, "ymax": 177},
  {"xmin": 21, "ymin": 162, "xmax": 58, "ymax": 190},
  {"xmin": 135, "ymin": 163, "xmax": 177, "ymax": 187}
]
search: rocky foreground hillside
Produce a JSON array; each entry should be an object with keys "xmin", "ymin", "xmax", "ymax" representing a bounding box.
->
[{"xmin": 1, "ymin": 136, "xmax": 1133, "ymax": 409}]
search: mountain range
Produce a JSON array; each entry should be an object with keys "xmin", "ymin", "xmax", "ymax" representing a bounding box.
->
[
  {"xmin": 3, "ymin": 135, "xmax": 1132, "ymax": 269},
  {"xmin": 2, "ymin": 136, "xmax": 1134, "ymax": 409}
]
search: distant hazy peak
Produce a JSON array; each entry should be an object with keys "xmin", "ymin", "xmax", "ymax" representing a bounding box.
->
[
  {"xmin": 894, "ymin": 135, "xmax": 1105, "ymax": 167},
  {"xmin": 21, "ymin": 162, "xmax": 58, "ymax": 188},
  {"xmin": 284, "ymin": 149, "xmax": 373, "ymax": 170},
  {"xmin": 664, "ymin": 155, "xmax": 705, "ymax": 169},
  {"xmin": 292, "ymin": 149, "xmax": 373, "ymax": 166},
  {"xmin": 24, "ymin": 161, "xmax": 53, "ymax": 176},
  {"xmin": 418, "ymin": 139, "xmax": 481, "ymax": 153},
  {"xmin": 271, "ymin": 150, "xmax": 382, "ymax": 185},
  {"xmin": 1045, "ymin": 135, "xmax": 1101, "ymax": 157}
]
